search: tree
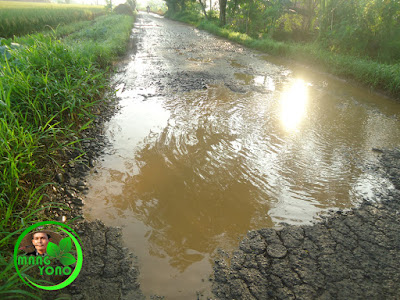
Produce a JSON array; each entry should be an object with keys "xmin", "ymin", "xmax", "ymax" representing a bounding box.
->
[
  {"xmin": 165, "ymin": 0, "xmax": 178, "ymax": 14},
  {"xmin": 127, "ymin": 0, "xmax": 136, "ymax": 11},
  {"xmin": 219, "ymin": 0, "xmax": 227, "ymax": 25},
  {"xmin": 198, "ymin": 0, "xmax": 209, "ymax": 19},
  {"xmin": 262, "ymin": 0, "xmax": 285, "ymax": 37}
]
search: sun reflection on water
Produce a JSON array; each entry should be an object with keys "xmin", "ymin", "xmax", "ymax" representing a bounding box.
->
[{"xmin": 280, "ymin": 79, "xmax": 309, "ymax": 132}]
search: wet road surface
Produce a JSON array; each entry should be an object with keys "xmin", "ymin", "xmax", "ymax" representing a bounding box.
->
[{"xmin": 83, "ymin": 13, "xmax": 400, "ymax": 299}]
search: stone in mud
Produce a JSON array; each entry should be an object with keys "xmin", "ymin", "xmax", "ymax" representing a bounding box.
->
[
  {"xmin": 72, "ymin": 197, "xmax": 84, "ymax": 206},
  {"xmin": 65, "ymin": 189, "xmax": 76, "ymax": 198},
  {"xmin": 266, "ymin": 244, "xmax": 287, "ymax": 258},
  {"xmin": 55, "ymin": 173, "xmax": 65, "ymax": 183},
  {"xmin": 57, "ymin": 215, "xmax": 67, "ymax": 223},
  {"xmin": 258, "ymin": 228, "xmax": 281, "ymax": 245},
  {"xmin": 77, "ymin": 185, "xmax": 87, "ymax": 191},
  {"xmin": 246, "ymin": 232, "xmax": 267, "ymax": 254},
  {"xmin": 69, "ymin": 178, "xmax": 78, "ymax": 187},
  {"xmin": 89, "ymin": 159, "xmax": 95, "ymax": 167},
  {"xmin": 280, "ymin": 227, "xmax": 304, "ymax": 248},
  {"xmin": 231, "ymin": 250, "xmax": 245, "ymax": 270}
]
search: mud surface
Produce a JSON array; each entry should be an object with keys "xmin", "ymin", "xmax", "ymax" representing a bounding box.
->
[
  {"xmin": 212, "ymin": 149, "xmax": 400, "ymax": 299},
  {"xmin": 64, "ymin": 221, "xmax": 144, "ymax": 300}
]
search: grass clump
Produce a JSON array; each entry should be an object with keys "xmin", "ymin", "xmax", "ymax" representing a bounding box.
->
[
  {"xmin": 66, "ymin": 14, "xmax": 133, "ymax": 67},
  {"xmin": 0, "ymin": 13, "xmax": 134, "ymax": 298}
]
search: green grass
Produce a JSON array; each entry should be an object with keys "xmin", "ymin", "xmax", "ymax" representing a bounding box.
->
[
  {"xmin": 0, "ymin": 1, "xmax": 105, "ymax": 38},
  {"xmin": 0, "ymin": 13, "xmax": 134, "ymax": 298},
  {"xmin": 65, "ymin": 14, "xmax": 134, "ymax": 67},
  {"xmin": 48, "ymin": 20, "xmax": 94, "ymax": 38}
]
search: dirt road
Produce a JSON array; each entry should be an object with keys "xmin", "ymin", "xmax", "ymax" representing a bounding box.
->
[{"xmin": 74, "ymin": 12, "xmax": 400, "ymax": 299}]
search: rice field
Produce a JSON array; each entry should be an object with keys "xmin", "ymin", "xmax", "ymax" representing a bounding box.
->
[{"xmin": 0, "ymin": 1, "xmax": 105, "ymax": 38}]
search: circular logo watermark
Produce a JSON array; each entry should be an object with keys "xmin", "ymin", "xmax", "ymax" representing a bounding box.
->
[{"xmin": 14, "ymin": 221, "xmax": 83, "ymax": 291}]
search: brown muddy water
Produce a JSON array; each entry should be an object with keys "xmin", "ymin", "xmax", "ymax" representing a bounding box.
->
[{"xmin": 83, "ymin": 13, "xmax": 400, "ymax": 299}]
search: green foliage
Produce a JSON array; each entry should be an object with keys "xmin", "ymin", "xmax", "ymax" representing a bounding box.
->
[
  {"xmin": 225, "ymin": 0, "xmax": 279, "ymax": 37},
  {"xmin": 0, "ymin": 13, "xmax": 134, "ymax": 298},
  {"xmin": 66, "ymin": 15, "xmax": 134, "ymax": 67},
  {"xmin": 319, "ymin": 0, "xmax": 400, "ymax": 62},
  {"xmin": 47, "ymin": 20, "xmax": 94, "ymax": 38},
  {"xmin": 59, "ymin": 236, "xmax": 72, "ymax": 253},
  {"xmin": 169, "ymin": 2, "xmax": 203, "ymax": 25},
  {"xmin": 0, "ymin": 1, "xmax": 105, "ymax": 38},
  {"xmin": 126, "ymin": 0, "xmax": 137, "ymax": 11},
  {"xmin": 208, "ymin": 9, "xmax": 219, "ymax": 21},
  {"xmin": 104, "ymin": 0, "xmax": 112, "ymax": 12},
  {"xmin": 0, "ymin": 256, "xmax": 41, "ymax": 299},
  {"xmin": 47, "ymin": 238, "xmax": 76, "ymax": 266},
  {"xmin": 114, "ymin": 3, "xmax": 134, "ymax": 16}
]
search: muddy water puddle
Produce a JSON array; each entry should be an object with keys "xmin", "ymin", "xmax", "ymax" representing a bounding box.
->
[{"xmin": 83, "ymin": 14, "xmax": 400, "ymax": 299}]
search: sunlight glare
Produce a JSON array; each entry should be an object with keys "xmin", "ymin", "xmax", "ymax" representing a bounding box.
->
[{"xmin": 280, "ymin": 79, "xmax": 309, "ymax": 132}]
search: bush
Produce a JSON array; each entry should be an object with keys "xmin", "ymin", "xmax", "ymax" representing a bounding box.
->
[{"xmin": 114, "ymin": 3, "xmax": 134, "ymax": 16}]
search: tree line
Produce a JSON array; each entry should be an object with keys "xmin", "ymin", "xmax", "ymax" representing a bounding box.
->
[{"xmin": 164, "ymin": 0, "xmax": 400, "ymax": 63}]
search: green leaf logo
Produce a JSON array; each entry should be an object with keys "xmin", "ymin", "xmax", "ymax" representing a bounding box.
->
[
  {"xmin": 47, "ymin": 237, "xmax": 77, "ymax": 266},
  {"xmin": 47, "ymin": 242, "xmax": 60, "ymax": 258},
  {"xmin": 59, "ymin": 237, "xmax": 72, "ymax": 253},
  {"xmin": 59, "ymin": 253, "xmax": 77, "ymax": 266}
]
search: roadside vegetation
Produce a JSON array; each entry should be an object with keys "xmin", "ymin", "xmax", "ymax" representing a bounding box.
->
[
  {"xmin": 165, "ymin": 0, "xmax": 400, "ymax": 98},
  {"xmin": 0, "ymin": 3, "xmax": 135, "ymax": 298},
  {"xmin": 0, "ymin": 1, "xmax": 105, "ymax": 38}
]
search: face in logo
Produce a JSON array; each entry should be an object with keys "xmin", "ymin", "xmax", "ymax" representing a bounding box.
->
[
  {"xmin": 31, "ymin": 232, "xmax": 50, "ymax": 255},
  {"xmin": 20, "ymin": 229, "xmax": 62, "ymax": 257}
]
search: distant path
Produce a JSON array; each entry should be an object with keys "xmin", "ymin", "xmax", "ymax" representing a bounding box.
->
[{"xmin": 212, "ymin": 149, "xmax": 400, "ymax": 299}]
